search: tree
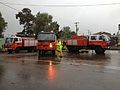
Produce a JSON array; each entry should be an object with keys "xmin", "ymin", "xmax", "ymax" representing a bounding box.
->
[
  {"xmin": 33, "ymin": 12, "xmax": 59, "ymax": 36},
  {"xmin": 70, "ymin": 31, "xmax": 76, "ymax": 35},
  {"xmin": 16, "ymin": 8, "xmax": 34, "ymax": 34},
  {"xmin": 49, "ymin": 21, "xmax": 59, "ymax": 37},
  {"xmin": 0, "ymin": 12, "xmax": 7, "ymax": 35},
  {"xmin": 61, "ymin": 26, "xmax": 76, "ymax": 39}
]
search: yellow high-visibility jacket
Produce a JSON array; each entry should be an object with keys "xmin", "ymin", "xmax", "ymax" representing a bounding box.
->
[{"xmin": 57, "ymin": 40, "xmax": 63, "ymax": 51}]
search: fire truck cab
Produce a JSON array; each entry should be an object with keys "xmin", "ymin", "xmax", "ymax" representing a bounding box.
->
[
  {"xmin": 87, "ymin": 35, "xmax": 110, "ymax": 54},
  {"xmin": 37, "ymin": 32, "xmax": 57, "ymax": 57}
]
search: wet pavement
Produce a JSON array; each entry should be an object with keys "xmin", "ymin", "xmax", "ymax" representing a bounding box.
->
[{"xmin": 0, "ymin": 50, "xmax": 120, "ymax": 90}]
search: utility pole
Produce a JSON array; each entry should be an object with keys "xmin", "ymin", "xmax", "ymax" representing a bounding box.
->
[
  {"xmin": 118, "ymin": 24, "xmax": 120, "ymax": 35},
  {"xmin": 74, "ymin": 22, "xmax": 79, "ymax": 35},
  {"xmin": 88, "ymin": 30, "xmax": 91, "ymax": 35}
]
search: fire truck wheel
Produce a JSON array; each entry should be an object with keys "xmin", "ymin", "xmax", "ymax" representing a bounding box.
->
[
  {"xmin": 38, "ymin": 50, "xmax": 41, "ymax": 58},
  {"xmin": 67, "ymin": 46, "xmax": 73, "ymax": 52},
  {"xmin": 15, "ymin": 48, "xmax": 20, "ymax": 53},
  {"xmin": 67, "ymin": 46, "xmax": 79, "ymax": 53},
  {"xmin": 52, "ymin": 50, "xmax": 55, "ymax": 56},
  {"xmin": 95, "ymin": 47, "xmax": 105, "ymax": 54},
  {"xmin": 34, "ymin": 49, "xmax": 37, "ymax": 52},
  {"xmin": 8, "ymin": 49, "xmax": 13, "ymax": 54},
  {"xmin": 27, "ymin": 49, "xmax": 32, "ymax": 52},
  {"xmin": 38, "ymin": 50, "xmax": 40, "ymax": 54}
]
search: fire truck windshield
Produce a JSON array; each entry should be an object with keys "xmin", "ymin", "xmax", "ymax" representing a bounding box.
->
[
  {"xmin": 5, "ymin": 38, "xmax": 13, "ymax": 43},
  {"xmin": 37, "ymin": 33, "xmax": 56, "ymax": 41}
]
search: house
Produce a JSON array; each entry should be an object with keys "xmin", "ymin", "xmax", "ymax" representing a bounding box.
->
[{"xmin": 94, "ymin": 32, "xmax": 111, "ymax": 36}]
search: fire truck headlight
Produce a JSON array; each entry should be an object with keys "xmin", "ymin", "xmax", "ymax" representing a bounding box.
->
[{"xmin": 49, "ymin": 43, "xmax": 53, "ymax": 48}]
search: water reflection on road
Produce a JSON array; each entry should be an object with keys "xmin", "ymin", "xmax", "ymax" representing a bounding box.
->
[
  {"xmin": 1, "ymin": 50, "xmax": 120, "ymax": 90},
  {"xmin": 48, "ymin": 61, "xmax": 56, "ymax": 80},
  {"xmin": 0, "ymin": 65, "xmax": 4, "ymax": 82},
  {"xmin": 64, "ymin": 51, "xmax": 109, "ymax": 65},
  {"xmin": 64, "ymin": 50, "xmax": 120, "ymax": 71},
  {"xmin": 1, "ymin": 50, "xmax": 120, "ymax": 70}
]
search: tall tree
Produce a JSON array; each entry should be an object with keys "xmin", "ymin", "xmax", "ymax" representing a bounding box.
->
[
  {"xmin": 16, "ymin": 8, "xmax": 34, "ymax": 34},
  {"xmin": 0, "ymin": 12, "xmax": 7, "ymax": 35},
  {"xmin": 49, "ymin": 21, "xmax": 59, "ymax": 36},
  {"xmin": 33, "ymin": 12, "xmax": 59, "ymax": 36},
  {"xmin": 61, "ymin": 26, "xmax": 76, "ymax": 39}
]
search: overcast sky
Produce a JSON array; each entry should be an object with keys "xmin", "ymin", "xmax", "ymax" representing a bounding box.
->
[{"xmin": 0, "ymin": 0, "xmax": 120, "ymax": 36}]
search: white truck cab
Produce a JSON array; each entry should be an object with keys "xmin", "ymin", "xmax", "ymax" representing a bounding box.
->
[{"xmin": 88, "ymin": 34, "xmax": 110, "ymax": 42}]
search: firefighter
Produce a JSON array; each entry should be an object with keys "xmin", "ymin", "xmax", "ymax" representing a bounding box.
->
[{"xmin": 56, "ymin": 38, "xmax": 63, "ymax": 57}]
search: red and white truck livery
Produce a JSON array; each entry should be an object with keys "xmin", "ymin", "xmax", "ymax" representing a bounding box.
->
[
  {"xmin": 37, "ymin": 32, "xmax": 57, "ymax": 57},
  {"xmin": 4, "ymin": 35, "xmax": 37, "ymax": 53},
  {"xmin": 66, "ymin": 34, "xmax": 110, "ymax": 54}
]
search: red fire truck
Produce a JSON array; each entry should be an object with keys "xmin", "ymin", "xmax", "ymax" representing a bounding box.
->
[
  {"xmin": 37, "ymin": 32, "xmax": 57, "ymax": 57},
  {"xmin": 66, "ymin": 34, "xmax": 110, "ymax": 54},
  {"xmin": 4, "ymin": 34, "xmax": 37, "ymax": 53}
]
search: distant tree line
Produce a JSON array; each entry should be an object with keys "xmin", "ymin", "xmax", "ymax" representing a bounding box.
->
[
  {"xmin": 16, "ymin": 8, "xmax": 76, "ymax": 39},
  {"xmin": 0, "ymin": 12, "xmax": 7, "ymax": 37},
  {"xmin": 0, "ymin": 8, "xmax": 76, "ymax": 39}
]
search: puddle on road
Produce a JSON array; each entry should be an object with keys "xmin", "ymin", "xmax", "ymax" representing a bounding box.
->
[
  {"xmin": 0, "ymin": 65, "xmax": 4, "ymax": 74},
  {"xmin": 1, "ymin": 53, "xmax": 37, "ymax": 63},
  {"xmin": 0, "ymin": 52, "xmax": 110, "ymax": 66},
  {"xmin": 34, "ymin": 60, "xmax": 60, "ymax": 65},
  {"xmin": 0, "ymin": 65, "xmax": 4, "ymax": 82},
  {"xmin": 64, "ymin": 51, "xmax": 120, "ymax": 71},
  {"xmin": 6, "ymin": 53, "xmax": 37, "ymax": 59},
  {"xmin": 64, "ymin": 52, "xmax": 110, "ymax": 66},
  {"xmin": 35, "ymin": 56, "xmax": 62, "ymax": 65},
  {"xmin": 2, "ymin": 53, "xmax": 62, "ymax": 66},
  {"xmin": 1, "ymin": 51, "xmax": 120, "ymax": 71}
]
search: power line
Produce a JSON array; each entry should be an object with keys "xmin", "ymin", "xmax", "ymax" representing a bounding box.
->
[
  {"xmin": 1, "ymin": 1, "xmax": 120, "ymax": 12},
  {"xmin": 0, "ymin": 1, "xmax": 120, "ymax": 7},
  {"xmin": 0, "ymin": 1, "xmax": 19, "ymax": 11}
]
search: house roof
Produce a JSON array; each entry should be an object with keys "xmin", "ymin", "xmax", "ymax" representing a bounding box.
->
[{"xmin": 94, "ymin": 32, "xmax": 111, "ymax": 36}]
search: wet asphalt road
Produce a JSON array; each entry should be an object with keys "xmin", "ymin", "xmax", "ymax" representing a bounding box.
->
[{"xmin": 0, "ymin": 50, "xmax": 120, "ymax": 90}]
